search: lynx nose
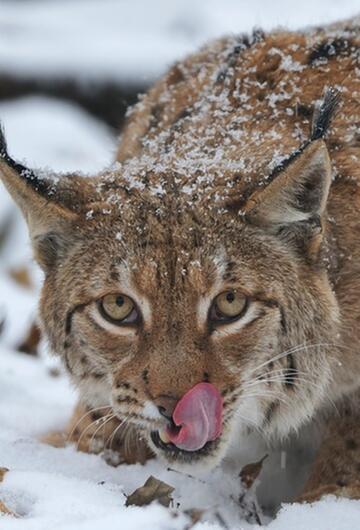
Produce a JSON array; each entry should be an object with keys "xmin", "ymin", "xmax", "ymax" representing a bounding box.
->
[{"xmin": 155, "ymin": 395, "xmax": 178, "ymax": 420}]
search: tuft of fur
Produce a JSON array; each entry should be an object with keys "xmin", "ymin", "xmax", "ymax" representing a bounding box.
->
[
  {"xmin": 0, "ymin": 123, "xmax": 8, "ymax": 158},
  {"xmin": 0, "ymin": 122, "xmax": 49, "ymax": 196},
  {"xmin": 310, "ymin": 86, "xmax": 341, "ymax": 141}
]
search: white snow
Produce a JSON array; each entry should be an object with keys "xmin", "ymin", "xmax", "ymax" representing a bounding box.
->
[
  {"xmin": 1, "ymin": 1, "xmax": 360, "ymax": 528},
  {"xmin": 1, "ymin": 0, "xmax": 360, "ymax": 83}
]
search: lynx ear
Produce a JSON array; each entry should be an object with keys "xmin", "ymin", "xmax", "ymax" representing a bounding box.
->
[
  {"xmin": 0, "ymin": 126, "xmax": 88, "ymax": 269},
  {"xmin": 244, "ymin": 139, "xmax": 331, "ymax": 247}
]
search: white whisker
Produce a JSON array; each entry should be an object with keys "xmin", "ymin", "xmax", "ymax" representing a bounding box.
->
[
  {"xmin": 89, "ymin": 414, "xmax": 116, "ymax": 450},
  {"xmin": 76, "ymin": 413, "xmax": 112, "ymax": 450},
  {"xmin": 67, "ymin": 405, "xmax": 111, "ymax": 442},
  {"xmin": 246, "ymin": 342, "xmax": 335, "ymax": 378}
]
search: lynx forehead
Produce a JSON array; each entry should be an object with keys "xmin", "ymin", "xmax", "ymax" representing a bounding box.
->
[{"xmin": 2, "ymin": 19, "xmax": 360, "ymax": 480}]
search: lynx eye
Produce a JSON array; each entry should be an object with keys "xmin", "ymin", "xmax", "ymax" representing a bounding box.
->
[
  {"xmin": 210, "ymin": 290, "xmax": 248, "ymax": 323},
  {"xmin": 99, "ymin": 294, "xmax": 138, "ymax": 325}
]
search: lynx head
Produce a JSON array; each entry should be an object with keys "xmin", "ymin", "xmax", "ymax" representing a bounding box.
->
[{"xmin": 0, "ymin": 90, "xmax": 340, "ymax": 469}]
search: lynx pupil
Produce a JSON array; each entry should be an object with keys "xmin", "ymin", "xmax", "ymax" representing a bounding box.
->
[
  {"xmin": 226, "ymin": 292, "xmax": 235, "ymax": 303},
  {"xmin": 116, "ymin": 296, "xmax": 125, "ymax": 307}
]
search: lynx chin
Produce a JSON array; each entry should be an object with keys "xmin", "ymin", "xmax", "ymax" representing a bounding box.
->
[{"xmin": 2, "ymin": 17, "xmax": 360, "ymax": 502}]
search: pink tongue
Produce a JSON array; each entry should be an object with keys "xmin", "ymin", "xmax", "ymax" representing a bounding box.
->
[{"xmin": 165, "ymin": 382, "xmax": 223, "ymax": 452}]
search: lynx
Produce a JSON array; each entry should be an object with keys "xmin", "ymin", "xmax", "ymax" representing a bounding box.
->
[{"xmin": 2, "ymin": 17, "xmax": 360, "ymax": 502}]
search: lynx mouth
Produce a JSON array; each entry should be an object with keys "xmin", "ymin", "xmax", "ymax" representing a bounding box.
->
[
  {"xmin": 154, "ymin": 382, "xmax": 223, "ymax": 453},
  {"xmin": 150, "ymin": 430, "xmax": 219, "ymax": 460},
  {"xmin": 147, "ymin": 382, "xmax": 224, "ymax": 461}
]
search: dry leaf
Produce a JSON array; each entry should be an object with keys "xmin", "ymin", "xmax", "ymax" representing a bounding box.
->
[
  {"xmin": 238, "ymin": 455, "xmax": 268, "ymax": 525},
  {"xmin": 240, "ymin": 454, "xmax": 268, "ymax": 490},
  {"xmin": 9, "ymin": 266, "xmax": 32, "ymax": 289},
  {"xmin": 18, "ymin": 322, "xmax": 41, "ymax": 356},
  {"xmin": 0, "ymin": 468, "xmax": 8, "ymax": 482},
  {"xmin": 125, "ymin": 475, "xmax": 175, "ymax": 507},
  {"xmin": 184, "ymin": 508, "xmax": 204, "ymax": 529},
  {"xmin": 0, "ymin": 468, "xmax": 16, "ymax": 517},
  {"xmin": 0, "ymin": 500, "xmax": 17, "ymax": 517}
]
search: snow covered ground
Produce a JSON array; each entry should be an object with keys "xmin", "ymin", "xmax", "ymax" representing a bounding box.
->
[{"xmin": 1, "ymin": 1, "xmax": 360, "ymax": 528}]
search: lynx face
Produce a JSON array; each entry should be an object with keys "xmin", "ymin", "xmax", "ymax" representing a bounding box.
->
[
  {"xmin": 42, "ymin": 207, "xmax": 338, "ymax": 468},
  {"xmin": 0, "ymin": 92, "xmax": 340, "ymax": 466}
]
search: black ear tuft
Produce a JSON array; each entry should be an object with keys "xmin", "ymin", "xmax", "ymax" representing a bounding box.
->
[
  {"xmin": 0, "ymin": 121, "xmax": 52, "ymax": 197},
  {"xmin": 0, "ymin": 123, "xmax": 8, "ymax": 158},
  {"xmin": 310, "ymin": 87, "xmax": 340, "ymax": 141}
]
